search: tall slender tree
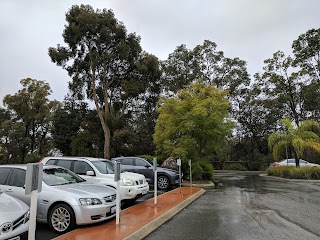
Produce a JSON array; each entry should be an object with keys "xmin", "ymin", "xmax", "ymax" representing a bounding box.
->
[{"xmin": 49, "ymin": 5, "xmax": 160, "ymax": 159}]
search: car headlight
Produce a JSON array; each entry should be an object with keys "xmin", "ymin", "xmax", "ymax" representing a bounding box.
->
[
  {"xmin": 24, "ymin": 210, "xmax": 30, "ymax": 223},
  {"xmin": 79, "ymin": 198, "xmax": 102, "ymax": 205},
  {"xmin": 122, "ymin": 177, "xmax": 134, "ymax": 186}
]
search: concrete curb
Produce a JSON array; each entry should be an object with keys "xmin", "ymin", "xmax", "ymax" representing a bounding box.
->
[
  {"xmin": 124, "ymin": 188, "xmax": 206, "ymax": 240},
  {"xmin": 182, "ymin": 181, "xmax": 215, "ymax": 188}
]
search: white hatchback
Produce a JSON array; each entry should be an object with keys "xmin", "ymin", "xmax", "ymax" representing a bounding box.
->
[{"xmin": 40, "ymin": 157, "xmax": 149, "ymax": 201}]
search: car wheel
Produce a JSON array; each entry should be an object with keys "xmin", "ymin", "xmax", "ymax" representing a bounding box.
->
[
  {"xmin": 49, "ymin": 203, "xmax": 76, "ymax": 234},
  {"xmin": 158, "ymin": 175, "xmax": 170, "ymax": 190}
]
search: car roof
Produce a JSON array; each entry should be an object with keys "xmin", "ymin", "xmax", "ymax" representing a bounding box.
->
[
  {"xmin": 43, "ymin": 156, "xmax": 111, "ymax": 162},
  {"xmin": 0, "ymin": 164, "xmax": 67, "ymax": 170}
]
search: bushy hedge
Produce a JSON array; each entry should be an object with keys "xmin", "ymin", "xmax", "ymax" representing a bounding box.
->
[
  {"xmin": 191, "ymin": 161, "xmax": 214, "ymax": 180},
  {"xmin": 223, "ymin": 163, "xmax": 247, "ymax": 171},
  {"xmin": 267, "ymin": 166, "xmax": 320, "ymax": 180}
]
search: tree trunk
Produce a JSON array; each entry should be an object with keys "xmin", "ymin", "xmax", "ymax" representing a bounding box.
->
[
  {"xmin": 292, "ymin": 147, "xmax": 300, "ymax": 167},
  {"xmin": 103, "ymin": 126, "xmax": 111, "ymax": 159}
]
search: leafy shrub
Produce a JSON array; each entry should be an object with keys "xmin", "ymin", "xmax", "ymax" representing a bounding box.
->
[
  {"xmin": 192, "ymin": 162, "xmax": 203, "ymax": 180},
  {"xmin": 223, "ymin": 163, "xmax": 247, "ymax": 171},
  {"xmin": 199, "ymin": 161, "xmax": 214, "ymax": 180},
  {"xmin": 267, "ymin": 166, "xmax": 320, "ymax": 180}
]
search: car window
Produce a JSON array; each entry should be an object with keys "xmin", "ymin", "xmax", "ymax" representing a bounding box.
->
[
  {"xmin": 74, "ymin": 161, "xmax": 94, "ymax": 175},
  {"xmin": 136, "ymin": 159, "xmax": 148, "ymax": 167},
  {"xmin": 55, "ymin": 160, "xmax": 72, "ymax": 170},
  {"xmin": 42, "ymin": 168, "xmax": 84, "ymax": 186},
  {"xmin": 46, "ymin": 159, "xmax": 56, "ymax": 165},
  {"xmin": 121, "ymin": 158, "xmax": 134, "ymax": 166},
  {"xmin": 0, "ymin": 168, "xmax": 11, "ymax": 184},
  {"xmin": 299, "ymin": 160, "xmax": 307, "ymax": 164},
  {"xmin": 288, "ymin": 159, "xmax": 295, "ymax": 163},
  {"xmin": 7, "ymin": 169, "xmax": 26, "ymax": 187},
  {"xmin": 92, "ymin": 161, "xmax": 114, "ymax": 174}
]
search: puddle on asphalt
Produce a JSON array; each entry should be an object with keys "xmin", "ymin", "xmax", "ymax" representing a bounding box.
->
[{"xmin": 213, "ymin": 172, "xmax": 320, "ymax": 195}]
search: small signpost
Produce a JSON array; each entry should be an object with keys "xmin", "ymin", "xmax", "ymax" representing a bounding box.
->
[
  {"xmin": 188, "ymin": 159, "xmax": 192, "ymax": 188},
  {"xmin": 25, "ymin": 163, "xmax": 43, "ymax": 240},
  {"xmin": 114, "ymin": 161, "xmax": 121, "ymax": 225},
  {"xmin": 177, "ymin": 158, "xmax": 182, "ymax": 193},
  {"xmin": 153, "ymin": 157, "xmax": 157, "ymax": 205}
]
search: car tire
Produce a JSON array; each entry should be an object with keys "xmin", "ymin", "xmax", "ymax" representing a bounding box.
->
[
  {"xmin": 158, "ymin": 175, "xmax": 170, "ymax": 190},
  {"xmin": 49, "ymin": 203, "xmax": 76, "ymax": 234}
]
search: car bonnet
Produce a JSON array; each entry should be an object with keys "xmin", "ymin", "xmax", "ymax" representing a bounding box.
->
[
  {"xmin": 53, "ymin": 182, "xmax": 116, "ymax": 198},
  {"xmin": 121, "ymin": 171, "xmax": 145, "ymax": 181},
  {"xmin": 0, "ymin": 193, "xmax": 29, "ymax": 224}
]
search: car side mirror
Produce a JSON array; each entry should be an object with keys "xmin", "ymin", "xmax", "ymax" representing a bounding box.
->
[
  {"xmin": 145, "ymin": 165, "xmax": 151, "ymax": 168},
  {"xmin": 86, "ymin": 170, "xmax": 95, "ymax": 176}
]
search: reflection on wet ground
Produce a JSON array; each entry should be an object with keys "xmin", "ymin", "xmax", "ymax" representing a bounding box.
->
[{"xmin": 213, "ymin": 171, "xmax": 320, "ymax": 195}]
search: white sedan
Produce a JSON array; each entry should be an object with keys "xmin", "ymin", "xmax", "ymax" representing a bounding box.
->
[
  {"xmin": 269, "ymin": 159, "xmax": 320, "ymax": 167},
  {"xmin": 0, "ymin": 192, "xmax": 29, "ymax": 240}
]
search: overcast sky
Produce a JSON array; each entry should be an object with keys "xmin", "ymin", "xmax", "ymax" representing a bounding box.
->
[{"xmin": 1, "ymin": 0, "xmax": 319, "ymax": 105}]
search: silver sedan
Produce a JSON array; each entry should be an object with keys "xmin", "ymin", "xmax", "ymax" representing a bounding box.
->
[{"xmin": 0, "ymin": 165, "xmax": 116, "ymax": 234}]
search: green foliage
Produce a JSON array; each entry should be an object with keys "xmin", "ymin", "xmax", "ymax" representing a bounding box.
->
[
  {"xmin": 1, "ymin": 79, "xmax": 58, "ymax": 163},
  {"xmin": 191, "ymin": 162, "xmax": 203, "ymax": 180},
  {"xmin": 267, "ymin": 166, "xmax": 320, "ymax": 180},
  {"xmin": 292, "ymin": 28, "xmax": 320, "ymax": 82},
  {"xmin": 49, "ymin": 4, "xmax": 161, "ymax": 159},
  {"xmin": 24, "ymin": 151, "xmax": 42, "ymax": 163},
  {"xmin": 223, "ymin": 163, "xmax": 247, "ymax": 171},
  {"xmin": 154, "ymin": 80, "xmax": 234, "ymax": 161},
  {"xmin": 199, "ymin": 161, "xmax": 214, "ymax": 180},
  {"xmin": 52, "ymin": 97, "xmax": 88, "ymax": 156},
  {"xmin": 187, "ymin": 160, "xmax": 214, "ymax": 180}
]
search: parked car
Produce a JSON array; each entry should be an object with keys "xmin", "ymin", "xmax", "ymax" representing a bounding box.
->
[
  {"xmin": 40, "ymin": 156, "xmax": 149, "ymax": 201},
  {"xmin": 112, "ymin": 157, "xmax": 181, "ymax": 190},
  {"xmin": 0, "ymin": 164, "xmax": 116, "ymax": 234},
  {"xmin": 269, "ymin": 159, "xmax": 320, "ymax": 167},
  {"xmin": 0, "ymin": 192, "xmax": 29, "ymax": 240}
]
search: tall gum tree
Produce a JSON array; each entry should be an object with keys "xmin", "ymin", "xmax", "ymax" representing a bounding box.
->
[
  {"xmin": 49, "ymin": 5, "xmax": 159, "ymax": 159},
  {"xmin": 3, "ymin": 78, "xmax": 58, "ymax": 163}
]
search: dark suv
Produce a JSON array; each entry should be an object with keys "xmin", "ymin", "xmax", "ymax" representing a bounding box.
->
[{"xmin": 112, "ymin": 157, "xmax": 181, "ymax": 190}]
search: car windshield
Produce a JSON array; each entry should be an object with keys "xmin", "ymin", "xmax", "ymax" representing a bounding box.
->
[
  {"xmin": 92, "ymin": 160, "xmax": 115, "ymax": 174},
  {"xmin": 43, "ymin": 168, "xmax": 85, "ymax": 186}
]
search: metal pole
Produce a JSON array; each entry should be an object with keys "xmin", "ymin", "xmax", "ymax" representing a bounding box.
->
[
  {"xmin": 189, "ymin": 159, "xmax": 192, "ymax": 189},
  {"xmin": 286, "ymin": 145, "xmax": 289, "ymax": 166},
  {"xmin": 154, "ymin": 158, "xmax": 157, "ymax": 205}
]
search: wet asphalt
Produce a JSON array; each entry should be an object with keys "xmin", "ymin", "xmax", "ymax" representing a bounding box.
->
[{"xmin": 145, "ymin": 171, "xmax": 320, "ymax": 240}]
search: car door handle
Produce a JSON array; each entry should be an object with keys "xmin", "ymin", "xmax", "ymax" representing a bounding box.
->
[{"xmin": 5, "ymin": 189, "xmax": 13, "ymax": 192}]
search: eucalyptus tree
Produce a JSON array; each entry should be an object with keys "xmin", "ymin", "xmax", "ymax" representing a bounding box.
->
[
  {"xmin": 268, "ymin": 118, "xmax": 320, "ymax": 167},
  {"xmin": 51, "ymin": 96, "xmax": 88, "ymax": 156},
  {"xmin": 2, "ymin": 78, "xmax": 58, "ymax": 163},
  {"xmin": 292, "ymin": 28, "xmax": 320, "ymax": 82},
  {"xmin": 292, "ymin": 28, "xmax": 320, "ymax": 120},
  {"xmin": 254, "ymin": 51, "xmax": 306, "ymax": 126},
  {"xmin": 49, "ymin": 5, "xmax": 161, "ymax": 159}
]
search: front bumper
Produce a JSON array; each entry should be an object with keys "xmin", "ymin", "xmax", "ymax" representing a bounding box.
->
[
  {"xmin": 73, "ymin": 203, "xmax": 116, "ymax": 225},
  {"xmin": 120, "ymin": 183, "xmax": 149, "ymax": 200},
  {"xmin": 0, "ymin": 224, "xmax": 28, "ymax": 240}
]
